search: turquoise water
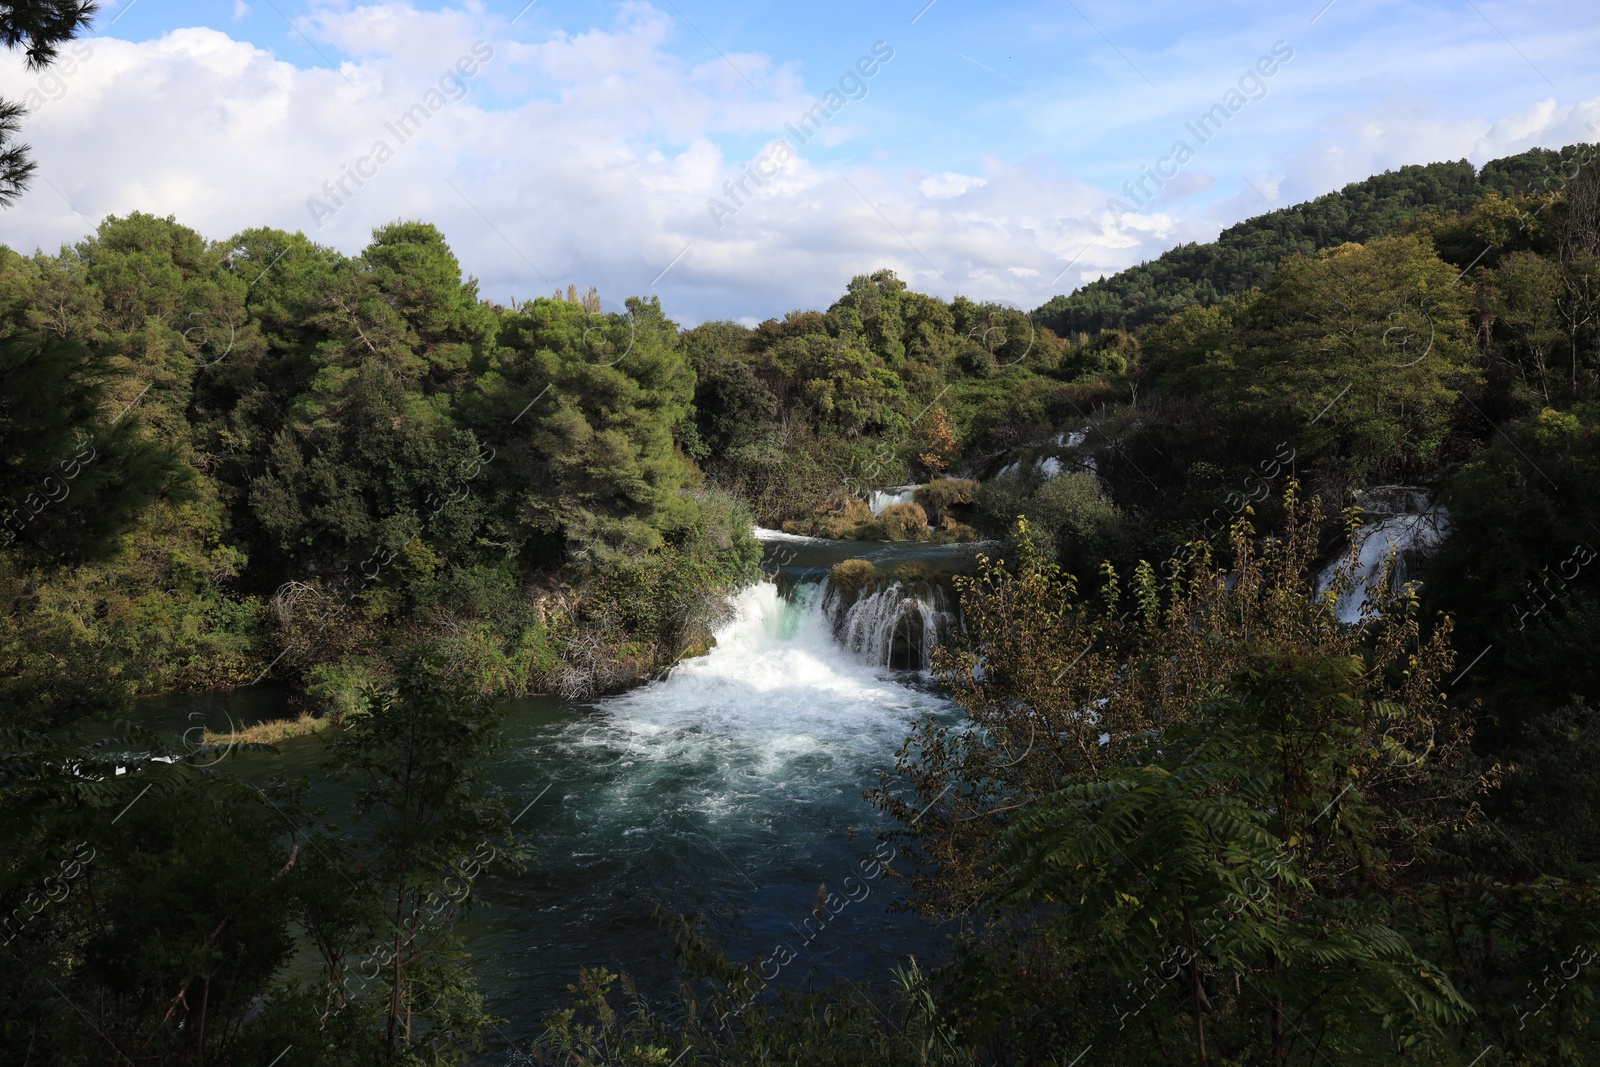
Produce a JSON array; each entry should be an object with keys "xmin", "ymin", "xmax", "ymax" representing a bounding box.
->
[{"xmin": 135, "ymin": 576, "xmax": 958, "ymax": 1057}]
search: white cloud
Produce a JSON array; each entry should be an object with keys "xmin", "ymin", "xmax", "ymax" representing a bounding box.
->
[
  {"xmin": 0, "ymin": 1, "xmax": 1596, "ymax": 326},
  {"xmin": 918, "ymin": 172, "xmax": 986, "ymax": 199}
]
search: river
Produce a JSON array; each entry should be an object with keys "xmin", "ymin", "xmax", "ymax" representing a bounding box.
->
[{"xmin": 135, "ymin": 533, "xmax": 974, "ymax": 1058}]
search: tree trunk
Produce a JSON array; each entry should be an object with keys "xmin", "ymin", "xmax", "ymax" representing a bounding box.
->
[{"xmin": 1182, "ymin": 900, "xmax": 1208, "ymax": 1066}]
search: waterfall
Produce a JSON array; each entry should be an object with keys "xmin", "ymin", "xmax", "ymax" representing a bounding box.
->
[
  {"xmin": 600, "ymin": 581, "xmax": 942, "ymax": 744},
  {"xmin": 818, "ymin": 579, "xmax": 956, "ymax": 672},
  {"xmin": 867, "ymin": 485, "xmax": 919, "ymax": 516},
  {"xmin": 1318, "ymin": 487, "xmax": 1450, "ymax": 624},
  {"xmin": 993, "ymin": 428, "xmax": 1097, "ymax": 483},
  {"xmin": 510, "ymin": 574, "xmax": 956, "ymax": 1027}
]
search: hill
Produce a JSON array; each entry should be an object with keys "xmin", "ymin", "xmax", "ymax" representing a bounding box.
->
[{"xmin": 1032, "ymin": 144, "xmax": 1593, "ymax": 336}]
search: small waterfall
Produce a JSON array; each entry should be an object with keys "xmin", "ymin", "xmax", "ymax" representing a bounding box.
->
[
  {"xmin": 994, "ymin": 428, "xmax": 1098, "ymax": 483},
  {"xmin": 819, "ymin": 579, "xmax": 956, "ymax": 672},
  {"xmin": 867, "ymin": 485, "xmax": 919, "ymax": 516},
  {"xmin": 1319, "ymin": 487, "xmax": 1450, "ymax": 624}
]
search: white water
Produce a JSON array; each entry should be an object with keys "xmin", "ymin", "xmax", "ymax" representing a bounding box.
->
[
  {"xmin": 1318, "ymin": 497, "xmax": 1450, "ymax": 624},
  {"xmin": 752, "ymin": 525, "xmax": 829, "ymax": 544},
  {"xmin": 826, "ymin": 580, "xmax": 957, "ymax": 673},
  {"xmin": 995, "ymin": 428, "xmax": 1097, "ymax": 483},
  {"xmin": 479, "ymin": 579, "xmax": 957, "ymax": 1028},
  {"xmin": 146, "ymin": 573, "xmax": 962, "ymax": 1042},
  {"xmin": 571, "ymin": 582, "xmax": 950, "ymax": 822},
  {"xmin": 867, "ymin": 486, "xmax": 919, "ymax": 516}
]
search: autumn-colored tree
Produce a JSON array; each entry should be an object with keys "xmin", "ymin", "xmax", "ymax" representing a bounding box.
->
[{"xmin": 918, "ymin": 406, "xmax": 959, "ymax": 476}]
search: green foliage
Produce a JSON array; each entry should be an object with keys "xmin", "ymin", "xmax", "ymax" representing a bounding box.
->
[
  {"xmin": 974, "ymin": 469, "xmax": 1129, "ymax": 579},
  {"xmin": 1032, "ymin": 149, "xmax": 1583, "ymax": 337},
  {"xmin": 913, "ymin": 478, "xmax": 978, "ymax": 524},
  {"xmin": 0, "ymin": 330, "xmax": 183, "ymax": 565},
  {"xmin": 0, "ymin": 0, "xmax": 99, "ymax": 204},
  {"xmin": 0, "ymin": 666, "xmax": 523, "ymax": 1064},
  {"xmin": 861, "ymin": 487, "xmax": 1559, "ymax": 1063},
  {"xmin": 0, "ymin": 721, "xmax": 306, "ymax": 1064},
  {"xmin": 532, "ymin": 918, "xmax": 976, "ymax": 1067},
  {"xmin": 474, "ymin": 294, "xmax": 695, "ymax": 563},
  {"xmin": 1140, "ymin": 236, "xmax": 1478, "ymax": 483},
  {"xmin": 6, "ymin": 140, "xmax": 1600, "ymax": 1064},
  {"xmin": 1423, "ymin": 408, "xmax": 1600, "ymax": 877},
  {"xmin": 326, "ymin": 651, "xmax": 524, "ymax": 1059},
  {"xmin": 991, "ymin": 651, "xmax": 1475, "ymax": 1062}
]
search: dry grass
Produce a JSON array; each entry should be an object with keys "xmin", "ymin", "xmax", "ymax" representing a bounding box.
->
[
  {"xmin": 203, "ymin": 712, "xmax": 330, "ymax": 747},
  {"xmin": 829, "ymin": 559, "xmax": 878, "ymax": 603},
  {"xmin": 876, "ymin": 502, "xmax": 931, "ymax": 541},
  {"xmin": 914, "ymin": 478, "xmax": 979, "ymax": 523}
]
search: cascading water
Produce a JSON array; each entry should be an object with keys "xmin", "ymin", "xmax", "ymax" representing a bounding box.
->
[
  {"xmin": 449, "ymin": 577, "xmax": 957, "ymax": 1044},
  {"xmin": 599, "ymin": 581, "xmax": 942, "ymax": 743},
  {"xmin": 992, "ymin": 427, "xmax": 1098, "ymax": 483},
  {"xmin": 1318, "ymin": 487, "xmax": 1450, "ymax": 624},
  {"xmin": 867, "ymin": 485, "xmax": 919, "ymax": 516},
  {"xmin": 821, "ymin": 579, "xmax": 957, "ymax": 672},
  {"xmin": 140, "ymin": 559, "xmax": 966, "ymax": 1052}
]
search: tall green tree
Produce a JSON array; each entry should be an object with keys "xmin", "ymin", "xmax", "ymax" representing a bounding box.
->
[
  {"xmin": 0, "ymin": 329, "xmax": 181, "ymax": 565},
  {"xmin": 325, "ymin": 652, "xmax": 522, "ymax": 1059},
  {"xmin": 0, "ymin": 1, "xmax": 98, "ymax": 205}
]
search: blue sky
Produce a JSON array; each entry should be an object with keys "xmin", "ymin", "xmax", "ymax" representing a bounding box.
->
[{"xmin": 2, "ymin": 0, "xmax": 1597, "ymax": 323}]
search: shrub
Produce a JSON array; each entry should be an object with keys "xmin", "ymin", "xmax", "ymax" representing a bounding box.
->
[
  {"xmin": 914, "ymin": 478, "xmax": 979, "ymax": 524},
  {"xmin": 935, "ymin": 517, "xmax": 980, "ymax": 543},
  {"xmin": 829, "ymin": 559, "xmax": 877, "ymax": 605},
  {"xmin": 1027, "ymin": 471, "xmax": 1127, "ymax": 574},
  {"xmin": 889, "ymin": 561, "xmax": 940, "ymax": 584},
  {"xmin": 877, "ymin": 502, "xmax": 930, "ymax": 541},
  {"xmin": 780, "ymin": 495, "xmax": 875, "ymax": 539}
]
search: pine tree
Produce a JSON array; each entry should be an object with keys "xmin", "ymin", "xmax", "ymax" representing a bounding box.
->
[{"xmin": 0, "ymin": 1, "xmax": 100, "ymax": 205}]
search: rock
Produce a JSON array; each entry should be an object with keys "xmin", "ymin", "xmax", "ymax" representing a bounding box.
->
[{"xmin": 829, "ymin": 559, "xmax": 878, "ymax": 605}]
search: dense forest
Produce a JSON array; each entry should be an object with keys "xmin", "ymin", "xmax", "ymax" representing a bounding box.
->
[{"xmin": 5, "ymin": 128, "xmax": 1600, "ymax": 1064}]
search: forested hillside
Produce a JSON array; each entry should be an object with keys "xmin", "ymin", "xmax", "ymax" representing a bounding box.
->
[{"xmin": 1033, "ymin": 144, "xmax": 1594, "ymax": 336}]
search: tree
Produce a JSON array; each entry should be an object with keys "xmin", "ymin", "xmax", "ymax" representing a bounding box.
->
[
  {"xmin": 474, "ymin": 294, "xmax": 697, "ymax": 564},
  {"xmin": 990, "ymin": 650, "xmax": 1474, "ymax": 1064},
  {"xmin": 1031, "ymin": 150, "xmax": 1569, "ymax": 338},
  {"xmin": 917, "ymin": 406, "xmax": 958, "ymax": 476},
  {"xmin": 1491, "ymin": 250, "xmax": 1565, "ymax": 405},
  {"xmin": 1230, "ymin": 236, "xmax": 1478, "ymax": 481},
  {"xmin": 325, "ymin": 652, "xmax": 522, "ymax": 1059},
  {"xmin": 0, "ymin": 722, "xmax": 305, "ymax": 1065},
  {"xmin": 879, "ymin": 488, "xmax": 1475, "ymax": 915},
  {"xmin": 0, "ymin": 1, "xmax": 99, "ymax": 205},
  {"xmin": 0, "ymin": 329, "xmax": 182, "ymax": 566}
]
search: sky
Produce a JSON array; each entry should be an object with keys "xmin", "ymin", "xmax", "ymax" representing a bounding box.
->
[{"xmin": 1, "ymin": 0, "xmax": 1597, "ymax": 326}]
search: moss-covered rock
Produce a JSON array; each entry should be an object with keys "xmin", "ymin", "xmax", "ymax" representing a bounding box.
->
[
  {"xmin": 829, "ymin": 559, "xmax": 878, "ymax": 605},
  {"xmin": 914, "ymin": 479, "xmax": 980, "ymax": 525},
  {"xmin": 782, "ymin": 496, "xmax": 875, "ymax": 538},
  {"xmin": 934, "ymin": 517, "xmax": 980, "ymax": 543},
  {"xmin": 877, "ymin": 502, "xmax": 931, "ymax": 541},
  {"xmin": 889, "ymin": 561, "xmax": 940, "ymax": 585}
]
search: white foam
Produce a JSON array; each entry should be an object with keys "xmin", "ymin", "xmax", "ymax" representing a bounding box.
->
[
  {"xmin": 752, "ymin": 526, "xmax": 828, "ymax": 543},
  {"xmin": 867, "ymin": 486, "xmax": 919, "ymax": 517},
  {"xmin": 593, "ymin": 583, "xmax": 945, "ymax": 763},
  {"xmin": 1319, "ymin": 508, "xmax": 1451, "ymax": 624}
]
